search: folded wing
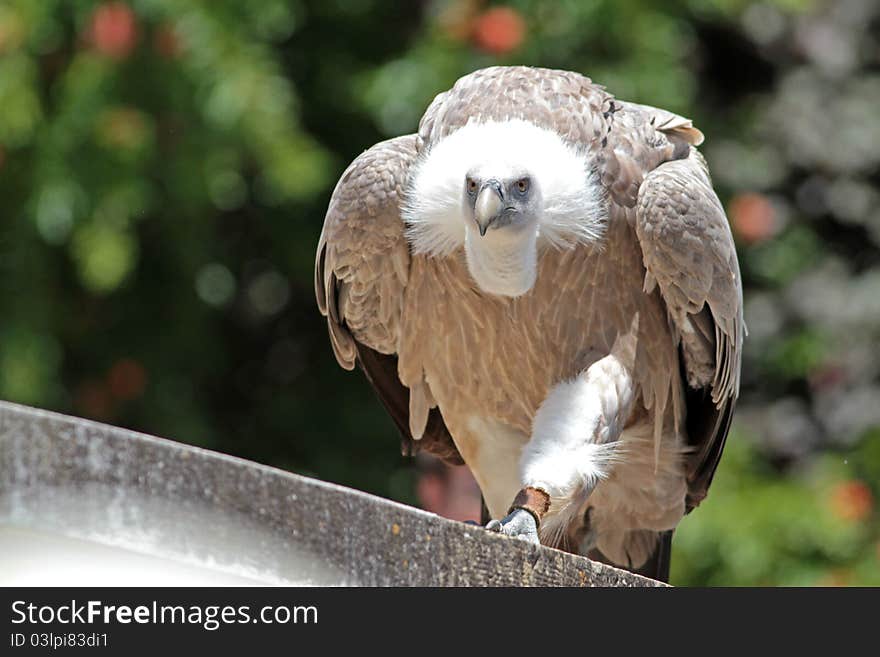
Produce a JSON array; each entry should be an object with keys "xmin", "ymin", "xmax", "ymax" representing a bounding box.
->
[
  {"xmin": 635, "ymin": 149, "xmax": 745, "ymax": 509},
  {"xmin": 315, "ymin": 135, "xmax": 463, "ymax": 464}
]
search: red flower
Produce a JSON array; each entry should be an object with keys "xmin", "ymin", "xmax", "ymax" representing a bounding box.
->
[
  {"xmin": 75, "ymin": 380, "xmax": 114, "ymax": 420},
  {"xmin": 830, "ymin": 480, "xmax": 873, "ymax": 522},
  {"xmin": 472, "ymin": 7, "xmax": 525, "ymax": 55},
  {"xmin": 729, "ymin": 192, "xmax": 777, "ymax": 244},
  {"xmin": 107, "ymin": 358, "xmax": 147, "ymax": 401},
  {"xmin": 818, "ymin": 569, "xmax": 851, "ymax": 587},
  {"xmin": 153, "ymin": 23, "xmax": 181, "ymax": 59},
  {"xmin": 88, "ymin": 2, "xmax": 139, "ymax": 59}
]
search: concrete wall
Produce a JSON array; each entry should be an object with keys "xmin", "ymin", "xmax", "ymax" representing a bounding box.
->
[{"xmin": 0, "ymin": 401, "xmax": 663, "ymax": 587}]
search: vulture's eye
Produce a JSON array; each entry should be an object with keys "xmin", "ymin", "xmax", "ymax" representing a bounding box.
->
[
  {"xmin": 466, "ymin": 178, "xmax": 478, "ymax": 194},
  {"xmin": 516, "ymin": 178, "xmax": 530, "ymax": 194}
]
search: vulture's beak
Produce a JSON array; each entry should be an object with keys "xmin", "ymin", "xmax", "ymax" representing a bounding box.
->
[{"xmin": 475, "ymin": 180, "xmax": 504, "ymax": 236}]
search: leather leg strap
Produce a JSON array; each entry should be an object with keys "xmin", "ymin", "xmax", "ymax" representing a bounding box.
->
[{"xmin": 508, "ymin": 486, "xmax": 551, "ymax": 525}]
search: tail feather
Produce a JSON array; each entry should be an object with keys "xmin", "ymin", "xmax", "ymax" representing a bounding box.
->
[
  {"xmin": 586, "ymin": 529, "xmax": 673, "ymax": 584},
  {"xmin": 631, "ymin": 530, "xmax": 673, "ymax": 583}
]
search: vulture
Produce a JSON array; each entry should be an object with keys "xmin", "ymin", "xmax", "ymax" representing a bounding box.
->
[{"xmin": 314, "ymin": 66, "xmax": 744, "ymax": 582}]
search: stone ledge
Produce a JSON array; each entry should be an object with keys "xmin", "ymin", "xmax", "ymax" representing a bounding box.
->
[{"xmin": 0, "ymin": 401, "xmax": 664, "ymax": 587}]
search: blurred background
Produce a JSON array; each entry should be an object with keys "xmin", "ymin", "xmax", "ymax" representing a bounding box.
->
[{"xmin": 1, "ymin": 0, "xmax": 878, "ymax": 585}]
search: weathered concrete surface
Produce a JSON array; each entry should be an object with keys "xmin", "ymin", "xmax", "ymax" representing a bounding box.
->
[{"xmin": 0, "ymin": 401, "xmax": 664, "ymax": 587}]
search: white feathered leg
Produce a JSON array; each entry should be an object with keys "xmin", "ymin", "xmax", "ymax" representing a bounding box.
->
[
  {"xmin": 489, "ymin": 345, "xmax": 637, "ymax": 546},
  {"xmin": 522, "ymin": 352, "xmax": 635, "ymax": 497}
]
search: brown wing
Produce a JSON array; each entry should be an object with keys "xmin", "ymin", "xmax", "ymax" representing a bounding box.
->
[
  {"xmin": 635, "ymin": 148, "xmax": 745, "ymax": 510},
  {"xmin": 315, "ymin": 135, "xmax": 462, "ymax": 464}
]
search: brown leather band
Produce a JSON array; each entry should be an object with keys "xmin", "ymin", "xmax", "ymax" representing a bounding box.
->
[{"xmin": 508, "ymin": 487, "xmax": 551, "ymax": 525}]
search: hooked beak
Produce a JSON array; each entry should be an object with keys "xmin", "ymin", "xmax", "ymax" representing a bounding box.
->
[{"xmin": 474, "ymin": 180, "xmax": 504, "ymax": 237}]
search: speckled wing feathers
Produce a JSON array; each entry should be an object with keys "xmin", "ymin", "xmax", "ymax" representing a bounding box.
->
[
  {"xmin": 314, "ymin": 134, "xmax": 462, "ymax": 464},
  {"xmin": 635, "ymin": 149, "xmax": 745, "ymax": 507},
  {"xmin": 315, "ymin": 136, "xmax": 416, "ymax": 367}
]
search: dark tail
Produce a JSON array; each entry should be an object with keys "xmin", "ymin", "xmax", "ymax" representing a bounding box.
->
[{"xmin": 632, "ymin": 530, "xmax": 673, "ymax": 583}]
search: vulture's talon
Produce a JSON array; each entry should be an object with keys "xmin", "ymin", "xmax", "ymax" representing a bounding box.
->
[{"xmin": 485, "ymin": 509, "xmax": 540, "ymax": 545}]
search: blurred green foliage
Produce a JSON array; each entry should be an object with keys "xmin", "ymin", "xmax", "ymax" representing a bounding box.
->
[
  {"xmin": 674, "ymin": 431, "xmax": 880, "ymax": 586},
  {"xmin": 1, "ymin": 0, "xmax": 877, "ymax": 585}
]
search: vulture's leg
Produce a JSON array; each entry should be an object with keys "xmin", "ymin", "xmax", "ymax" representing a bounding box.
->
[{"xmin": 487, "ymin": 352, "xmax": 635, "ymax": 545}]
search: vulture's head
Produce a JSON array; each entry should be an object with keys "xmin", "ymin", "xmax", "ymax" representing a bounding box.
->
[
  {"xmin": 403, "ymin": 119, "xmax": 606, "ymax": 298},
  {"xmin": 464, "ymin": 167, "xmax": 539, "ymax": 238}
]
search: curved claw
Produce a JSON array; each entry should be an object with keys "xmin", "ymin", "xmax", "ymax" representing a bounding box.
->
[{"xmin": 484, "ymin": 509, "xmax": 540, "ymax": 545}]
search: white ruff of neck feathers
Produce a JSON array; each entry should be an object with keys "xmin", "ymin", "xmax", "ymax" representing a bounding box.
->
[{"xmin": 401, "ymin": 119, "xmax": 607, "ymax": 257}]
